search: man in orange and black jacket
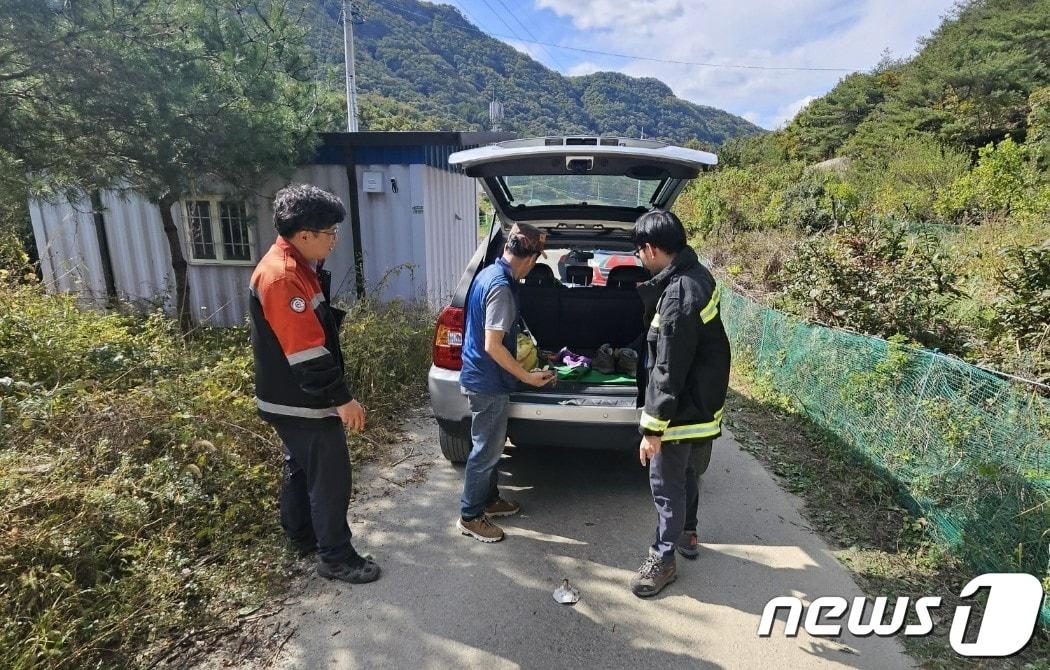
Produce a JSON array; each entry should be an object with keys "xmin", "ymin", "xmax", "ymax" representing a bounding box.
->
[{"xmin": 249, "ymin": 184, "xmax": 379, "ymax": 584}]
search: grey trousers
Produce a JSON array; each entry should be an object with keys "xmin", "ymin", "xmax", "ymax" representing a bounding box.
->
[
  {"xmin": 271, "ymin": 417, "xmax": 357, "ymax": 564},
  {"xmin": 649, "ymin": 439, "xmax": 714, "ymax": 560}
]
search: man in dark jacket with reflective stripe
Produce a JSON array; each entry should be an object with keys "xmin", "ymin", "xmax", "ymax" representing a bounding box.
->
[
  {"xmin": 249, "ymin": 183, "xmax": 379, "ymax": 585},
  {"xmin": 629, "ymin": 209, "xmax": 730, "ymax": 598}
]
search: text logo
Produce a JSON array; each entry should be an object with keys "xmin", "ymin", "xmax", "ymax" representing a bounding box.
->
[{"xmin": 758, "ymin": 573, "xmax": 1044, "ymax": 657}]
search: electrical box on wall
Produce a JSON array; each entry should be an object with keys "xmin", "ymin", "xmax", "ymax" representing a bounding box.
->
[{"xmin": 362, "ymin": 171, "xmax": 384, "ymax": 193}]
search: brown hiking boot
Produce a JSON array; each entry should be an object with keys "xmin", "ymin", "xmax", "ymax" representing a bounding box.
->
[
  {"xmin": 456, "ymin": 515, "xmax": 505, "ymax": 543},
  {"xmin": 484, "ymin": 497, "xmax": 521, "ymax": 517},
  {"xmin": 630, "ymin": 551, "xmax": 677, "ymax": 597}
]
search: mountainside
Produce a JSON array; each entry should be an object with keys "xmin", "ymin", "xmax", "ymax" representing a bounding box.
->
[
  {"xmin": 778, "ymin": 0, "xmax": 1050, "ymax": 162},
  {"xmin": 303, "ymin": 0, "xmax": 761, "ymax": 143},
  {"xmin": 674, "ymin": 0, "xmax": 1049, "ymax": 382}
]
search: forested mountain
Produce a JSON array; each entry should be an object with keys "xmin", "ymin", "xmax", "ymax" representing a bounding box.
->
[
  {"xmin": 676, "ymin": 0, "xmax": 1049, "ymax": 382},
  {"xmin": 301, "ymin": 0, "xmax": 761, "ymax": 143}
]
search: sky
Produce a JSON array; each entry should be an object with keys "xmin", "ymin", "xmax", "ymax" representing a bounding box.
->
[{"xmin": 435, "ymin": 0, "xmax": 960, "ymax": 130}]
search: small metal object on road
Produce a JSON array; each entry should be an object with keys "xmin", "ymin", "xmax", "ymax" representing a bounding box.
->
[{"xmin": 553, "ymin": 579, "xmax": 580, "ymax": 605}]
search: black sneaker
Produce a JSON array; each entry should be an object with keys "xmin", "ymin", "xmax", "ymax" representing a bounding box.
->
[
  {"xmin": 289, "ymin": 538, "xmax": 317, "ymax": 558},
  {"xmin": 676, "ymin": 531, "xmax": 700, "ymax": 560},
  {"xmin": 318, "ymin": 554, "xmax": 381, "ymax": 584},
  {"xmin": 630, "ymin": 551, "xmax": 677, "ymax": 598},
  {"xmin": 594, "ymin": 343, "xmax": 616, "ymax": 374},
  {"xmin": 286, "ymin": 532, "xmax": 318, "ymax": 557}
]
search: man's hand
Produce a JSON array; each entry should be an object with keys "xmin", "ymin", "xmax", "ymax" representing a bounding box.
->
[
  {"xmin": 523, "ymin": 370, "xmax": 556, "ymax": 387},
  {"xmin": 336, "ymin": 399, "xmax": 366, "ymax": 432},
  {"xmin": 639, "ymin": 434, "xmax": 662, "ymax": 466}
]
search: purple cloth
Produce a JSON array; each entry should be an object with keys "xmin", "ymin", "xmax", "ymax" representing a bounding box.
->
[
  {"xmin": 555, "ymin": 347, "xmax": 591, "ymax": 368},
  {"xmin": 563, "ymin": 353, "xmax": 591, "ymax": 368}
]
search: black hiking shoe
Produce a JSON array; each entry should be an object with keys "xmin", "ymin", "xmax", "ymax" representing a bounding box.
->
[
  {"xmin": 594, "ymin": 343, "xmax": 617, "ymax": 374},
  {"xmin": 630, "ymin": 551, "xmax": 677, "ymax": 598},
  {"xmin": 676, "ymin": 531, "xmax": 700, "ymax": 560},
  {"xmin": 289, "ymin": 538, "xmax": 317, "ymax": 558},
  {"xmin": 615, "ymin": 347, "xmax": 638, "ymax": 377},
  {"xmin": 318, "ymin": 554, "xmax": 381, "ymax": 584}
]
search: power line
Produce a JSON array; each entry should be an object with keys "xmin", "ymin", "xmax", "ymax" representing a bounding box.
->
[
  {"xmin": 507, "ymin": 38, "xmax": 859, "ymax": 72},
  {"xmin": 476, "ymin": 0, "xmax": 566, "ymax": 71},
  {"xmin": 367, "ymin": 0, "xmax": 861, "ymax": 73},
  {"xmin": 489, "ymin": 0, "xmax": 571, "ymax": 72},
  {"xmin": 442, "ymin": 0, "xmax": 488, "ymax": 39}
]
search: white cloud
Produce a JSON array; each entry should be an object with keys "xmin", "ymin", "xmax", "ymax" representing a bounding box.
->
[
  {"xmin": 533, "ymin": 0, "xmax": 958, "ymax": 129},
  {"xmin": 771, "ymin": 95, "xmax": 817, "ymax": 129},
  {"xmin": 741, "ymin": 111, "xmax": 761, "ymax": 125},
  {"xmin": 536, "ymin": 0, "xmax": 684, "ymax": 30},
  {"xmin": 567, "ymin": 60, "xmax": 603, "ymax": 77}
]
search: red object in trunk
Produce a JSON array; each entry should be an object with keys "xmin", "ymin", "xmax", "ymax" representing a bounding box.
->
[{"xmin": 432, "ymin": 305, "xmax": 465, "ymax": 370}]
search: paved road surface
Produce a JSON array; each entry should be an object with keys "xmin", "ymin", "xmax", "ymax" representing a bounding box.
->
[{"xmin": 266, "ymin": 415, "xmax": 915, "ymax": 670}]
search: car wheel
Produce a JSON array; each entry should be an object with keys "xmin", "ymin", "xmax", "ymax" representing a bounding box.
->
[{"xmin": 439, "ymin": 425, "xmax": 472, "ymax": 463}]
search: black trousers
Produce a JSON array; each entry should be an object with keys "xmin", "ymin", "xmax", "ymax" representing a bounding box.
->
[{"xmin": 270, "ymin": 417, "xmax": 356, "ymax": 564}]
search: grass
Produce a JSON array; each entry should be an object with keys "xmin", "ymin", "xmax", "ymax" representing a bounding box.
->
[
  {"xmin": 0, "ymin": 270, "xmax": 434, "ymax": 669},
  {"xmin": 725, "ymin": 369, "xmax": 1050, "ymax": 668}
]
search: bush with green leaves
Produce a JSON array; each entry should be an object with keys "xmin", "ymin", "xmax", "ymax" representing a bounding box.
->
[
  {"xmin": 937, "ymin": 137, "xmax": 1046, "ymax": 221},
  {"xmin": 0, "ymin": 269, "xmax": 435, "ymax": 668},
  {"xmin": 985, "ymin": 244, "xmax": 1050, "ymax": 383},
  {"xmin": 778, "ymin": 167, "xmax": 859, "ymax": 231},
  {"xmin": 780, "ymin": 220, "xmax": 964, "ymax": 352},
  {"xmin": 864, "ymin": 137, "xmax": 970, "ymax": 222}
]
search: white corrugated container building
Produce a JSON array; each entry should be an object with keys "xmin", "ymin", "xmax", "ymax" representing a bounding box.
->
[{"xmin": 28, "ymin": 131, "xmax": 512, "ymax": 326}]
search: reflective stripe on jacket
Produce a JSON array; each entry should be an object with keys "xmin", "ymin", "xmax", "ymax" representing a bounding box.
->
[
  {"xmin": 249, "ymin": 237, "xmax": 352, "ymax": 421},
  {"xmin": 637, "ymin": 246, "xmax": 731, "ymax": 443}
]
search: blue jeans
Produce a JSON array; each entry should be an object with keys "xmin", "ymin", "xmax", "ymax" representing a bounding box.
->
[{"xmin": 460, "ymin": 390, "xmax": 510, "ymax": 519}]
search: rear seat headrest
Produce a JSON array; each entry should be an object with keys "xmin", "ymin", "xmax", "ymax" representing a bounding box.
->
[
  {"xmin": 607, "ymin": 265, "xmax": 651, "ymax": 289},
  {"xmin": 524, "ymin": 263, "xmax": 558, "ymax": 286},
  {"xmin": 564, "ymin": 265, "xmax": 593, "ymax": 286}
]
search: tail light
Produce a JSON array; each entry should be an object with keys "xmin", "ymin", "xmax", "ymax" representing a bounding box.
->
[{"xmin": 433, "ymin": 305, "xmax": 465, "ymax": 370}]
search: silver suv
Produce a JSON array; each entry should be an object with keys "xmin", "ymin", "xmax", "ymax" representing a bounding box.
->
[{"xmin": 428, "ymin": 137, "xmax": 717, "ymax": 462}]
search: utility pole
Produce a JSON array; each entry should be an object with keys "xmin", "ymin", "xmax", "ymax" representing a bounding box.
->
[
  {"xmin": 636, "ymin": 127, "xmax": 644, "ymax": 206},
  {"xmin": 342, "ymin": 0, "xmax": 359, "ymax": 132},
  {"xmin": 489, "ymin": 92, "xmax": 504, "ymax": 132}
]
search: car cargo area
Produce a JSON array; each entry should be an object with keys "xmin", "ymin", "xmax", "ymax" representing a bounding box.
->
[{"xmin": 514, "ymin": 252, "xmax": 648, "ymax": 402}]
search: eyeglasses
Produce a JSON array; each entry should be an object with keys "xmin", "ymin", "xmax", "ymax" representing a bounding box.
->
[
  {"xmin": 632, "ymin": 247, "xmax": 643, "ymax": 258},
  {"xmin": 314, "ymin": 226, "xmax": 339, "ymax": 238}
]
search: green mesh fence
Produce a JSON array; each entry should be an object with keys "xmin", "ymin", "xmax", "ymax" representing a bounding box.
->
[{"xmin": 720, "ymin": 287, "xmax": 1050, "ymax": 626}]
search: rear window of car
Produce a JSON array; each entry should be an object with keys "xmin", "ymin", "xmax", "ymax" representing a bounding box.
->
[
  {"xmin": 533, "ymin": 248, "xmax": 642, "ymax": 286},
  {"xmin": 502, "ymin": 175, "xmax": 661, "ymax": 209}
]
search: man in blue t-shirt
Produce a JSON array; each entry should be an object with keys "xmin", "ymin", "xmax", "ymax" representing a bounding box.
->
[{"xmin": 456, "ymin": 223, "xmax": 556, "ymax": 542}]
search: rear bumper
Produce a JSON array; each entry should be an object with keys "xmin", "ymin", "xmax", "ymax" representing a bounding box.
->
[
  {"xmin": 428, "ymin": 364, "xmax": 470, "ymax": 421},
  {"xmin": 428, "ymin": 364, "xmax": 641, "ymax": 449}
]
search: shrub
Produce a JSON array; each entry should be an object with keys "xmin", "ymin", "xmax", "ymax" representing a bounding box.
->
[
  {"xmin": 937, "ymin": 137, "xmax": 1045, "ymax": 221},
  {"xmin": 866, "ymin": 137, "xmax": 970, "ymax": 222},
  {"xmin": 0, "ymin": 269, "xmax": 434, "ymax": 668},
  {"xmin": 780, "ymin": 219, "xmax": 964, "ymax": 352},
  {"xmin": 778, "ymin": 168, "xmax": 857, "ymax": 231},
  {"xmin": 985, "ymin": 244, "xmax": 1050, "ymax": 384}
]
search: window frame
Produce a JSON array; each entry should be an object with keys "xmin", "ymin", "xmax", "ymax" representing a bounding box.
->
[{"xmin": 180, "ymin": 196, "xmax": 256, "ymax": 267}]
